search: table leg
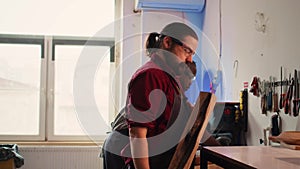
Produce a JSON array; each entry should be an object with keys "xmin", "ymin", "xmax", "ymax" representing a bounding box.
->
[{"xmin": 200, "ymin": 149, "xmax": 208, "ymax": 169}]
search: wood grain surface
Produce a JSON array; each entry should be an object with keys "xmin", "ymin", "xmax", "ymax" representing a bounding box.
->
[{"xmin": 168, "ymin": 92, "xmax": 216, "ymax": 169}]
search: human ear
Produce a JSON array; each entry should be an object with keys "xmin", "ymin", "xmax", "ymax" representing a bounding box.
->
[{"xmin": 162, "ymin": 36, "xmax": 172, "ymax": 49}]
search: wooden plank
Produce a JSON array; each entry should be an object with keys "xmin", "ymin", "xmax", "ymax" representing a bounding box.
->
[
  {"xmin": 168, "ymin": 92, "xmax": 216, "ymax": 169},
  {"xmin": 280, "ymin": 141, "xmax": 300, "ymax": 150},
  {"xmin": 0, "ymin": 158, "xmax": 16, "ymax": 169},
  {"xmin": 269, "ymin": 131, "xmax": 300, "ymax": 145}
]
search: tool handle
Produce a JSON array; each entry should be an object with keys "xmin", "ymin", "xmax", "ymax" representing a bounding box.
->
[
  {"xmin": 284, "ymin": 99, "xmax": 289, "ymax": 114},
  {"xmin": 293, "ymin": 100, "xmax": 299, "ymax": 116},
  {"xmin": 279, "ymin": 96, "xmax": 282, "ymax": 109},
  {"xmin": 273, "ymin": 93, "xmax": 279, "ymax": 112}
]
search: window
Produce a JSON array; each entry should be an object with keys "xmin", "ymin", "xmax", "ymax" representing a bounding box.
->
[
  {"xmin": 0, "ymin": 0, "xmax": 115, "ymax": 142},
  {"xmin": 0, "ymin": 43, "xmax": 41, "ymax": 136}
]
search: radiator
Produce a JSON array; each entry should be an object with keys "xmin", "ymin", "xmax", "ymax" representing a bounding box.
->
[{"xmin": 18, "ymin": 146, "xmax": 102, "ymax": 169}]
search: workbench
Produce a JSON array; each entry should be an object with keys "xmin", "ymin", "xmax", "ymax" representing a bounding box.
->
[{"xmin": 200, "ymin": 146, "xmax": 300, "ymax": 169}]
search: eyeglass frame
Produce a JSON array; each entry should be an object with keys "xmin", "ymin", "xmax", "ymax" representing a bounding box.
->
[{"xmin": 170, "ymin": 37, "xmax": 196, "ymax": 56}]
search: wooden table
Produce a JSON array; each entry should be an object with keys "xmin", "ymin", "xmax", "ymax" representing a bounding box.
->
[{"xmin": 200, "ymin": 146, "xmax": 300, "ymax": 169}]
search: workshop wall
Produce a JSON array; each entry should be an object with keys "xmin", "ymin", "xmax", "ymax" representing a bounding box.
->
[{"xmin": 202, "ymin": 0, "xmax": 300, "ymax": 145}]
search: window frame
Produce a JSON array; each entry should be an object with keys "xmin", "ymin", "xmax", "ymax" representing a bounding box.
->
[{"xmin": 0, "ymin": 34, "xmax": 114, "ymax": 142}]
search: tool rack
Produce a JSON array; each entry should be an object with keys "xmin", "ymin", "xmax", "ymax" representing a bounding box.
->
[{"xmin": 249, "ymin": 68, "xmax": 299, "ymax": 117}]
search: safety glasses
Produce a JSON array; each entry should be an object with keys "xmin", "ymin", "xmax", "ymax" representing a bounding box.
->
[{"xmin": 171, "ymin": 37, "xmax": 195, "ymax": 56}]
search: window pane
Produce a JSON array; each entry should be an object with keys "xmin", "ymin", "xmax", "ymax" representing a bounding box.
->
[
  {"xmin": 0, "ymin": 0, "xmax": 114, "ymax": 37},
  {"xmin": 54, "ymin": 45, "xmax": 110, "ymax": 136},
  {"xmin": 0, "ymin": 44, "xmax": 41, "ymax": 135}
]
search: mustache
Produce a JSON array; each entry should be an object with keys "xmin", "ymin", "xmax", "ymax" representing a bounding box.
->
[{"xmin": 177, "ymin": 61, "xmax": 197, "ymax": 77}]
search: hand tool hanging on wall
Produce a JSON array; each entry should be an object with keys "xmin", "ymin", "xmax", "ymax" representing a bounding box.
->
[
  {"xmin": 293, "ymin": 69, "xmax": 299, "ymax": 116},
  {"xmin": 289, "ymin": 78, "xmax": 294, "ymax": 115},
  {"xmin": 284, "ymin": 75, "xmax": 293, "ymax": 115},
  {"xmin": 242, "ymin": 83, "xmax": 248, "ymax": 132},
  {"xmin": 260, "ymin": 80, "xmax": 267, "ymax": 115},
  {"xmin": 273, "ymin": 77, "xmax": 279, "ymax": 112},
  {"xmin": 282, "ymin": 78, "xmax": 289, "ymax": 113},
  {"xmin": 267, "ymin": 77, "xmax": 273, "ymax": 111},
  {"xmin": 279, "ymin": 67, "xmax": 284, "ymax": 109},
  {"xmin": 250, "ymin": 76, "xmax": 260, "ymax": 97}
]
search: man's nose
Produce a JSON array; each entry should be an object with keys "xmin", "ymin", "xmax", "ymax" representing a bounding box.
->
[{"xmin": 186, "ymin": 56, "xmax": 193, "ymax": 62}]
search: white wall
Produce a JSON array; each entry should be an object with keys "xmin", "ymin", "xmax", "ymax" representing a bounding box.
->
[
  {"xmin": 202, "ymin": 0, "xmax": 300, "ymax": 145},
  {"xmin": 120, "ymin": 0, "xmax": 300, "ymax": 146}
]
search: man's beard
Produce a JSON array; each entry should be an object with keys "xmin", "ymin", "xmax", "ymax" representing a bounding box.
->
[{"xmin": 163, "ymin": 50, "xmax": 182, "ymax": 75}]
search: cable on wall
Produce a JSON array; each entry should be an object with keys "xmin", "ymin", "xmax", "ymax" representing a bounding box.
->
[{"xmin": 210, "ymin": 0, "xmax": 223, "ymax": 95}]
